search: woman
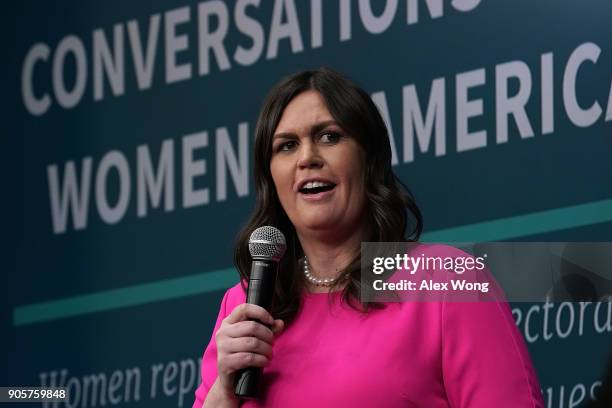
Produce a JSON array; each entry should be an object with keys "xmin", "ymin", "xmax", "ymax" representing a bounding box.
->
[{"xmin": 193, "ymin": 68, "xmax": 544, "ymax": 407}]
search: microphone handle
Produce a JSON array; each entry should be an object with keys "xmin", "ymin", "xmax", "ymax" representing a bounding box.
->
[{"xmin": 234, "ymin": 259, "xmax": 277, "ymax": 399}]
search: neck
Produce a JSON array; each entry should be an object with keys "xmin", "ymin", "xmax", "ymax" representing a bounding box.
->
[{"xmin": 297, "ymin": 224, "xmax": 369, "ymax": 292}]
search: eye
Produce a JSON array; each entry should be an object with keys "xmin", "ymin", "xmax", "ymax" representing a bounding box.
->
[
  {"xmin": 275, "ymin": 140, "xmax": 297, "ymax": 152},
  {"xmin": 318, "ymin": 131, "xmax": 342, "ymax": 144}
]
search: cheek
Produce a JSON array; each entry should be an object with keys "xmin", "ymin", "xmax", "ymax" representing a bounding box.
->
[
  {"xmin": 343, "ymin": 158, "xmax": 366, "ymax": 193},
  {"xmin": 344, "ymin": 158, "xmax": 367, "ymax": 209},
  {"xmin": 270, "ymin": 163, "xmax": 293, "ymax": 203}
]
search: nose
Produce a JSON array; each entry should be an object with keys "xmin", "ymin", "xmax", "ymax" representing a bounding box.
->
[{"xmin": 297, "ymin": 141, "xmax": 323, "ymax": 169}]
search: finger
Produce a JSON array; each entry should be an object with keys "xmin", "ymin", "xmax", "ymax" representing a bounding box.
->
[
  {"xmin": 224, "ymin": 320, "xmax": 274, "ymax": 343},
  {"xmin": 271, "ymin": 319, "xmax": 284, "ymax": 335},
  {"xmin": 223, "ymin": 352, "xmax": 269, "ymax": 372},
  {"xmin": 224, "ymin": 303, "xmax": 274, "ymax": 326},
  {"xmin": 221, "ymin": 337, "xmax": 273, "ymax": 358}
]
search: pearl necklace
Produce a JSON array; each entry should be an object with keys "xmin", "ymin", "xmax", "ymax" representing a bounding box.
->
[{"xmin": 303, "ymin": 257, "xmax": 347, "ymax": 287}]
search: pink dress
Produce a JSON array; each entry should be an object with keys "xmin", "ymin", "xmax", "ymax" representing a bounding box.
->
[{"xmin": 193, "ymin": 245, "xmax": 544, "ymax": 407}]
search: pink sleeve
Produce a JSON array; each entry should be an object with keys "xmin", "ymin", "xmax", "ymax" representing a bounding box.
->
[
  {"xmin": 192, "ymin": 289, "xmax": 231, "ymax": 408},
  {"xmin": 441, "ymin": 299, "xmax": 544, "ymax": 407}
]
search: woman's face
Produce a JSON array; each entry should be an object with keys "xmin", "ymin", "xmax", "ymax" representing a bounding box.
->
[{"xmin": 270, "ymin": 90, "xmax": 367, "ymax": 236}]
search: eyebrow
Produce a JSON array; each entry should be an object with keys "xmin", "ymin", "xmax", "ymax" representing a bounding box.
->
[{"xmin": 273, "ymin": 120, "xmax": 339, "ymax": 141}]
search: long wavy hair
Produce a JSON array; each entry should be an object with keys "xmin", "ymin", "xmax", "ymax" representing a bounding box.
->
[{"xmin": 234, "ymin": 67, "xmax": 423, "ymax": 324}]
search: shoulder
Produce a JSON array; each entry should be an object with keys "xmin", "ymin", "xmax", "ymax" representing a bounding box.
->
[
  {"xmin": 223, "ymin": 281, "xmax": 248, "ymax": 313},
  {"xmin": 408, "ymin": 242, "xmax": 472, "ymax": 258},
  {"xmin": 407, "ymin": 242, "xmax": 505, "ymax": 301}
]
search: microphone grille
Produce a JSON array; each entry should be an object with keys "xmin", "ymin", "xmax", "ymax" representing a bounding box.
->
[{"xmin": 248, "ymin": 226, "xmax": 287, "ymax": 260}]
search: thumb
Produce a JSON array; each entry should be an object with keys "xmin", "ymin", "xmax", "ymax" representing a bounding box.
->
[{"xmin": 272, "ymin": 319, "xmax": 284, "ymax": 335}]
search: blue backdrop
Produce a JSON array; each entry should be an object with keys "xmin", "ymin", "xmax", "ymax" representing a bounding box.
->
[{"xmin": 2, "ymin": 1, "xmax": 612, "ymax": 407}]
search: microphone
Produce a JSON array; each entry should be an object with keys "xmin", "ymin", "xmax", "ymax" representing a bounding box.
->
[{"xmin": 234, "ymin": 226, "xmax": 286, "ymax": 398}]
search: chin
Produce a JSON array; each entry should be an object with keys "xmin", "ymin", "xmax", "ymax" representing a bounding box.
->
[
  {"xmin": 299, "ymin": 215, "xmax": 341, "ymax": 231},
  {"xmin": 301, "ymin": 220, "xmax": 337, "ymax": 231}
]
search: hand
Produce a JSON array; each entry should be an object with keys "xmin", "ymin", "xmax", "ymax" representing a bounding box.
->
[{"xmin": 215, "ymin": 303, "xmax": 284, "ymax": 395}]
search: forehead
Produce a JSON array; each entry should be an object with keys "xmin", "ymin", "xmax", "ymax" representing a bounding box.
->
[{"xmin": 275, "ymin": 90, "xmax": 333, "ymax": 134}]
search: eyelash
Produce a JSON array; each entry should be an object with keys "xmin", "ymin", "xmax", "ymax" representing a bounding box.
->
[
  {"xmin": 275, "ymin": 132, "xmax": 343, "ymax": 153},
  {"xmin": 319, "ymin": 131, "xmax": 342, "ymax": 144}
]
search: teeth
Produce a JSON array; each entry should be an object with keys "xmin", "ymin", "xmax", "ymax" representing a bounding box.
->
[{"xmin": 302, "ymin": 181, "xmax": 333, "ymax": 189}]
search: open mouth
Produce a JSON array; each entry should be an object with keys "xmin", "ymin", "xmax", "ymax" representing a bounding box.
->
[{"xmin": 298, "ymin": 181, "xmax": 336, "ymax": 195}]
